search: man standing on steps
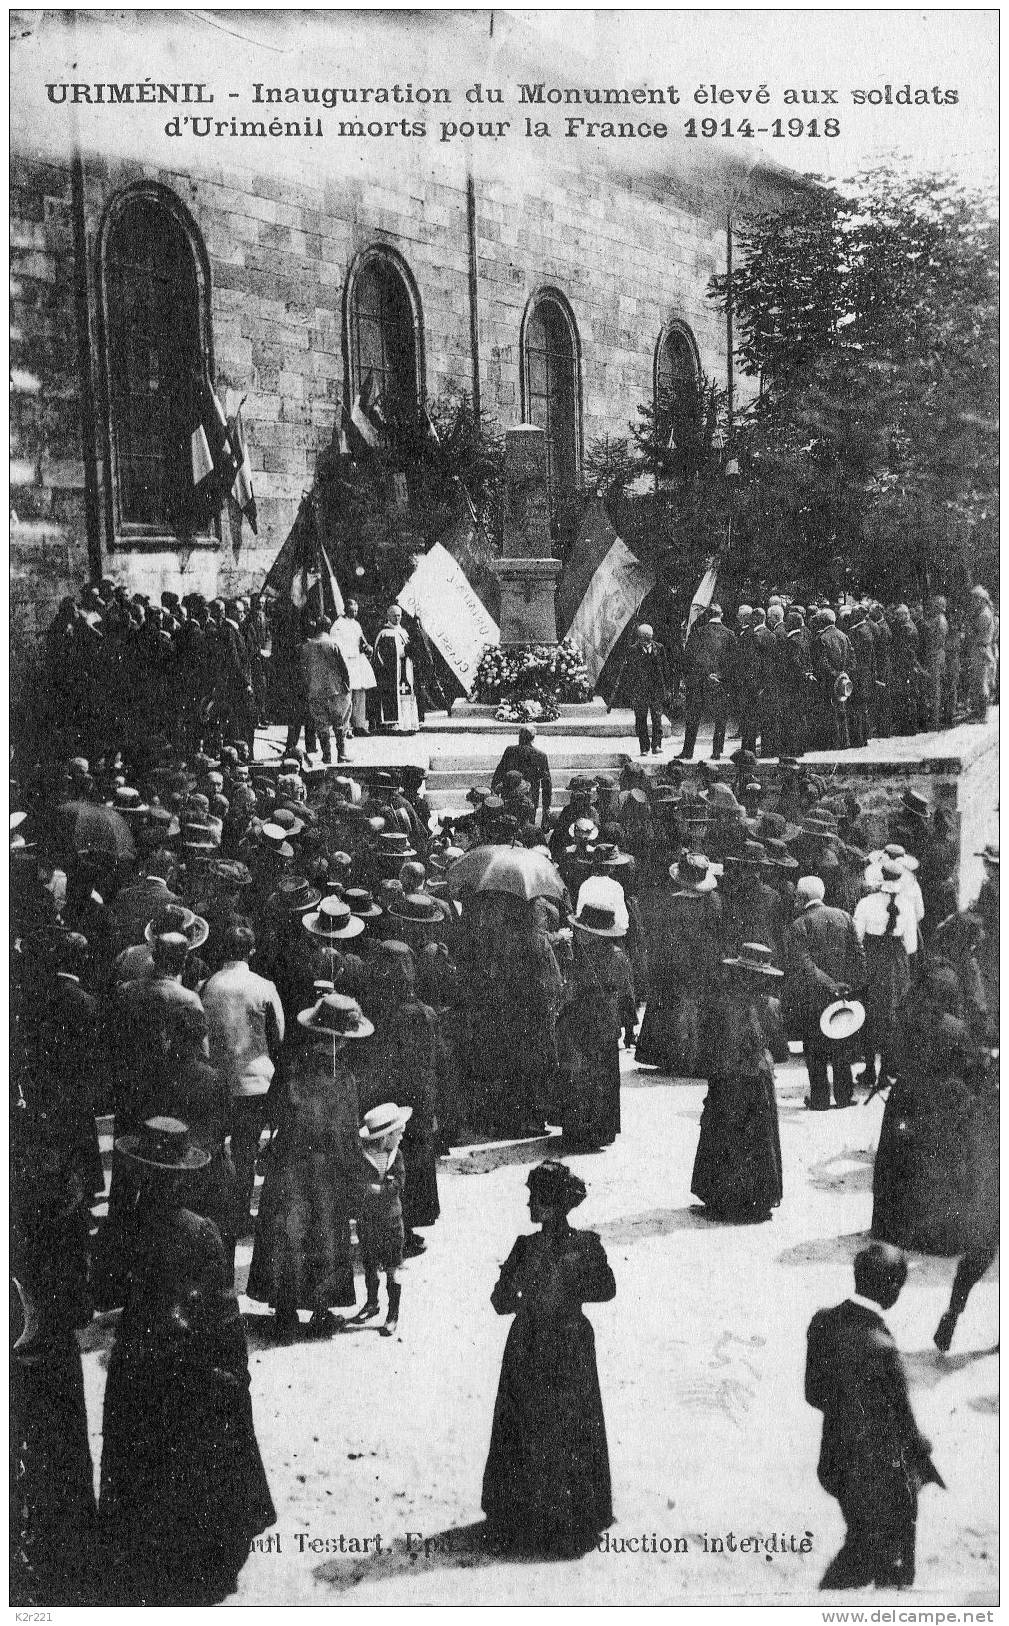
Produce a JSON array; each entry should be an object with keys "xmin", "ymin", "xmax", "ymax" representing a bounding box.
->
[
  {"xmin": 491, "ymin": 724, "xmax": 553, "ymax": 822},
  {"xmin": 609, "ymin": 623, "xmax": 673, "ymax": 757},
  {"xmin": 678, "ymin": 603, "xmax": 736, "ymax": 761}
]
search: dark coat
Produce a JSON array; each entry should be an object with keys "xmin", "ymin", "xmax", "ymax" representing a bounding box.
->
[
  {"xmin": 492, "ymin": 741, "xmax": 553, "ymax": 817},
  {"xmin": 482, "ymin": 1226, "xmax": 615, "ymax": 1556},
  {"xmin": 784, "ymin": 900, "xmax": 866, "ymax": 1025},
  {"xmin": 805, "ymin": 1298, "xmax": 939, "ymax": 1506},
  {"xmin": 111, "ymin": 876, "xmax": 182, "ymax": 950},
  {"xmin": 615, "ymin": 639, "xmax": 673, "ymax": 705},
  {"xmin": 683, "ymin": 620, "xmax": 736, "ymax": 692}
]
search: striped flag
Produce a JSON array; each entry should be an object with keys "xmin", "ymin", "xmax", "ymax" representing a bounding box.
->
[
  {"xmin": 686, "ymin": 555, "xmax": 720, "ymax": 633},
  {"xmin": 349, "ymin": 369, "xmax": 385, "ymax": 452},
  {"xmin": 558, "ymin": 499, "xmax": 655, "ymax": 683},
  {"xmin": 264, "ymin": 494, "xmax": 343, "ymax": 622},
  {"xmin": 225, "ymin": 389, "xmax": 257, "ymax": 534},
  {"xmin": 190, "ymin": 361, "xmax": 239, "ymax": 521}
]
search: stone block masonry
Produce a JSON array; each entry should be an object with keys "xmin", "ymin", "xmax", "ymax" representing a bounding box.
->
[{"xmin": 9, "ymin": 140, "xmax": 794, "ymax": 665}]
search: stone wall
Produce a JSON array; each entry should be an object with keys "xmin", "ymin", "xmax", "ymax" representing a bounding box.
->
[{"xmin": 10, "ymin": 140, "xmax": 787, "ymax": 664}]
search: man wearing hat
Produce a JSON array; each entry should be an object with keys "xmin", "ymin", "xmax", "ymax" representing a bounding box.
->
[
  {"xmin": 678, "ymin": 604, "xmax": 735, "ymax": 761},
  {"xmin": 491, "ymin": 724, "xmax": 553, "ymax": 821},
  {"xmin": 784, "ymin": 876, "xmax": 866, "ymax": 1110},
  {"xmin": 110, "ymin": 849, "xmax": 182, "ymax": 951},
  {"xmin": 548, "ymin": 774, "xmax": 597, "ymax": 859},
  {"xmin": 611, "ymin": 623, "xmax": 674, "ymax": 758},
  {"xmin": 202, "ymin": 924, "xmax": 285, "ymax": 1223}
]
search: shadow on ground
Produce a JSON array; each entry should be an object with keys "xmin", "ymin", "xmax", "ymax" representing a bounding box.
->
[
  {"xmin": 596, "ymin": 1205, "xmax": 710, "ymax": 1244},
  {"xmin": 312, "ymin": 1522, "xmax": 552, "ymax": 1593},
  {"xmin": 805, "ymin": 1148, "xmax": 875, "ymax": 1194}
]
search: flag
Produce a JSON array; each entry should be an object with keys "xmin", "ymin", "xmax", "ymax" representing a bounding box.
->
[
  {"xmin": 439, "ymin": 490, "xmax": 501, "ymax": 622},
  {"xmin": 190, "ymin": 361, "xmax": 239, "ymax": 520},
  {"xmin": 559, "ymin": 499, "xmax": 655, "ymax": 684},
  {"xmin": 263, "ymin": 495, "xmax": 343, "ymax": 622},
  {"xmin": 349, "ymin": 368, "xmax": 385, "ymax": 452},
  {"xmin": 397, "ymin": 541, "xmax": 499, "ymax": 694},
  {"xmin": 686, "ymin": 556, "xmax": 719, "ymax": 634},
  {"xmin": 225, "ymin": 389, "xmax": 257, "ymax": 534}
]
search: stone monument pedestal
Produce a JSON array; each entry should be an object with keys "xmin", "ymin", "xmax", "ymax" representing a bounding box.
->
[{"xmin": 493, "ymin": 555, "xmax": 562, "ymax": 645}]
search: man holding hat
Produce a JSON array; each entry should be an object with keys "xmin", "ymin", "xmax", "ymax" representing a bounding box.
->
[{"xmin": 785, "ymin": 876, "xmax": 866, "ymax": 1110}]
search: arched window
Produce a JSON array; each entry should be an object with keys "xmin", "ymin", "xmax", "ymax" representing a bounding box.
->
[
  {"xmin": 522, "ymin": 291, "xmax": 580, "ymax": 493},
  {"xmin": 347, "ymin": 248, "xmax": 423, "ymax": 426},
  {"xmin": 655, "ymin": 321, "xmax": 700, "ymax": 468},
  {"xmin": 100, "ymin": 186, "xmax": 212, "ymax": 539}
]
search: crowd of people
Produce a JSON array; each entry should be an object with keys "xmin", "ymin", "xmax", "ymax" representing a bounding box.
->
[
  {"xmin": 32, "ymin": 583, "xmax": 446, "ymax": 777},
  {"xmin": 10, "ymin": 661, "xmax": 998, "ymax": 1600},
  {"xmin": 610, "ymin": 590, "xmax": 998, "ymax": 759}
]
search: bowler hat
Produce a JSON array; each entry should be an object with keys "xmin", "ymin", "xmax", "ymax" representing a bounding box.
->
[{"xmin": 116, "ymin": 1114, "xmax": 210, "ymax": 1172}]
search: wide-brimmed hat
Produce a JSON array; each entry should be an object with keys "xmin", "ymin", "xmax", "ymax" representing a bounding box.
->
[
  {"xmin": 115, "ymin": 1114, "xmax": 210, "ymax": 1171},
  {"xmin": 976, "ymin": 839, "xmax": 999, "ymax": 866},
  {"xmin": 297, "ymin": 991, "xmax": 374, "ymax": 1039},
  {"xmin": 370, "ymin": 770, "xmax": 400, "ymax": 792},
  {"xmin": 721, "ymin": 941, "xmax": 783, "ymax": 978},
  {"xmin": 344, "ymin": 886, "xmax": 383, "ymax": 919},
  {"xmin": 756, "ymin": 811, "xmax": 801, "ymax": 845},
  {"xmin": 145, "ymin": 903, "xmax": 210, "ymax": 950},
  {"xmin": 901, "ymin": 789, "xmax": 929, "ymax": 820},
  {"xmin": 272, "ymin": 807, "xmax": 305, "ymax": 840},
  {"xmin": 568, "ymin": 774, "xmax": 596, "ymax": 795},
  {"xmin": 670, "ymin": 854, "xmax": 717, "ymax": 891},
  {"xmin": 303, "ymin": 895, "xmax": 365, "ymax": 940},
  {"xmin": 108, "ymin": 786, "xmax": 150, "ymax": 819},
  {"xmin": 274, "ymin": 875, "xmax": 322, "ymax": 914},
  {"xmin": 207, "ymin": 857, "xmax": 252, "ymax": 888},
  {"xmin": 359, "ymin": 1101, "xmax": 412, "ymax": 1142},
  {"xmin": 762, "ymin": 838, "xmax": 798, "ymax": 870},
  {"xmin": 866, "ymin": 843, "xmax": 920, "ymax": 874},
  {"xmin": 388, "ymin": 891, "xmax": 443, "ymax": 925},
  {"xmin": 572, "ymin": 900, "xmax": 627, "ymax": 937},
  {"xmin": 706, "ymin": 784, "xmax": 743, "ymax": 816},
  {"xmin": 261, "ymin": 823, "xmax": 294, "ymax": 860},
  {"xmin": 572, "ymin": 817, "xmax": 600, "ymax": 843},
  {"xmin": 182, "ymin": 820, "xmax": 217, "ymax": 852},
  {"xmin": 374, "ymin": 831, "xmax": 417, "ymax": 858},
  {"xmin": 819, "ymin": 997, "xmax": 866, "ymax": 1042},
  {"xmin": 734, "ymin": 840, "xmax": 767, "ymax": 867}
]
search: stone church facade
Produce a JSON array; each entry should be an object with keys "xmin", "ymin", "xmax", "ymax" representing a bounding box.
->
[{"xmin": 10, "ymin": 137, "xmax": 798, "ymax": 666}]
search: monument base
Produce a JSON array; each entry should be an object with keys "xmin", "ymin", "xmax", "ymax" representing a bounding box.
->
[{"xmin": 493, "ymin": 556, "xmax": 562, "ymax": 645}]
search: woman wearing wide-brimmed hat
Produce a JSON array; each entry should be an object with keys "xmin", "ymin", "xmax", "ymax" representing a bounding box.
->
[
  {"xmin": 482, "ymin": 1160, "xmax": 615, "ymax": 1557},
  {"xmin": 690, "ymin": 944, "xmax": 784, "ymax": 1223},
  {"xmin": 556, "ymin": 898, "xmax": 633, "ymax": 1153},
  {"xmin": 246, "ymin": 992, "xmax": 374, "ymax": 1339},
  {"xmin": 98, "ymin": 1118, "xmax": 275, "ymax": 1605},
  {"xmin": 635, "ymin": 854, "xmax": 722, "ymax": 1077}
]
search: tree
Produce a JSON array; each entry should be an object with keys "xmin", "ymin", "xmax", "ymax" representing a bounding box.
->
[{"xmin": 710, "ymin": 167, "xmax": 999, "ymax": 601}]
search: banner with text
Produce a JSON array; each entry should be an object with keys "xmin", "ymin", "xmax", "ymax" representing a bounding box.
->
[{"xmin": 397, "ymin": 541, "xmax": 500, "ymax": 693}]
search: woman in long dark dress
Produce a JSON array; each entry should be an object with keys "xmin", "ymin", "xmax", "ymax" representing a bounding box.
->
[
  {"xmin": 246, "ymin": 993, "xmax": 371, "ymax": 1337},
  {"xmin": 557, "ymin": 896, "xmax": 634, "ymax": 1152},
  {"xmin": 482, "ymin": 1161, "xmax": 616, "ymax": 1558},
  {"xmin": 691, "ymin": 943, "xmax": 784, "ymax": 1223},
  {"xmin": 98, "ymin": 1118, "xmax": 275, "ymax": 1606}
]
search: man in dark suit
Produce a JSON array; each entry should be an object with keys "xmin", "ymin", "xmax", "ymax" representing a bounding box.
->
[
  {"xmin": 491, "ymin": 724, "xmax": 553, "ymax": 821},
  {"xmin": 847, "ymin": 605, "xmax": 877, "ymax": 748},
  {"xmin": 678, "ymin": 604, "xmax": 736, "ymax": 760},
  {"xmin": 612, "ymin": 623, "xmax": 673, "ymax": 757},
  {"xmin": 784, "ymin": 874, "xmax": 866, "ymax": 1109},
  {"xmin": 806, "ymin": 1242, "xmax": 943, "ymax": 1590},
  {"xmin": 110, "ymin": 850, "xmax": 182, "ymax": 952}
]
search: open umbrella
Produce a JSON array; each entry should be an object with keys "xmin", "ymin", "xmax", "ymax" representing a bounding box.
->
[
  {"xmin": 56, "ymin": 800, "xmax": 136, "ymax": 864},
  {"xmin": 444, "ymin": 843, "xmax": 565, "ymax": 904}
]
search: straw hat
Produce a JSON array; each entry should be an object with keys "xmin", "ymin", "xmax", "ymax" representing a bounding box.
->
[
  {"xmin": 670, "ymin": 854, "xmax": 717, "ymax": 891},
  {"xmin": 296, "ymin": 991, "xmax": 374, "ymax": 1039},
  {"xmin": 344, "ymin": 886, "xmax": 383, "ymax": 919},
  {"xmin": 571, "ymin": 900, "xmax": 627, "ymax": 938},
  {"xmin": 721, "ymin": 942, "xmax": 783, "ymax": 978},
  {"xmin": 115, "ymin": 1115, "xmax": 210, "ymax": 1172},
  {"xmin": 144, "ymin": 903, "xmax": 210, "ymax": 950},
  {"xmin": 260, "ymin": 823, "xmax": 294, "ymax": 860},
  {"xmin": 302, "ymin": 896, "xmax": 366, "ymax": 940},
  {"xmin": 360, "ymin": 1101, "xmax": 412, "ymax": 1142},
  {"xmin": 819, "ymin": 998, "xmax": 866, "ymax": 1043}
]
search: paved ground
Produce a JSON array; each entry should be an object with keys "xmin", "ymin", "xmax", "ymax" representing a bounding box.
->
[{"xmin": 81, "ymin": 1048, "xmax": 998, "ymax": 1607}]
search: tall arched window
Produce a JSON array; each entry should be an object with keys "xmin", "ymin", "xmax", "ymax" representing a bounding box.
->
[
  {"xmin": 522, "ymin": 290, "xmax": 580, "ymax": 493},
  {"xmin": 655, "ymin": 321, "xmax": 700, "ymax": 467},
  {"xmin": 347, "ymin": 248, "xmax": 423, "ymax": 425},
  {"xmin": 100, "ymin": 186, "xmax": 212, "ymax": 539}
]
